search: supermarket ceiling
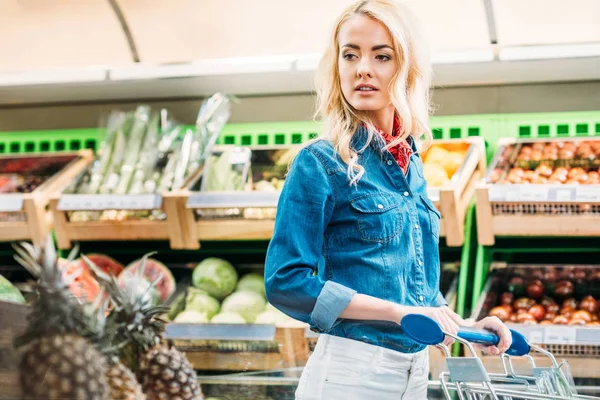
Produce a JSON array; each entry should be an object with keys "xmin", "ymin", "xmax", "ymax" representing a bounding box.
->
[{"xmin": 0, "ymin": 0, "xmax": 599, "ymax": 103}]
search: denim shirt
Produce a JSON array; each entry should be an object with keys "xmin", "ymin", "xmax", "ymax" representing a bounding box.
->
[{"xmin": 264, "ymin": 126, "xmax": 447, "ymax": 354}]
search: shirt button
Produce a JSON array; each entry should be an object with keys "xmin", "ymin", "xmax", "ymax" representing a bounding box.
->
[
  {"xmin": 377, "ymin": 204, "xmax": 384, "ymax": 209},
  {"xmin": 414, "ymin": 224, "xmax": 419, "ymax": 229},
  {"xmin": 387, "ymin": 160, "xmax": 393, "ymax": 166},
  {"xmin": 403, "ymin": 191, "xmax": 409, "ymax": 197},
  {"xmin": 419, "ymin": 295, "xmax": 424, "ymax": 302},
  {"xmin": 417, "ymin": 260, "xmax": 422, "ymax": 266}
]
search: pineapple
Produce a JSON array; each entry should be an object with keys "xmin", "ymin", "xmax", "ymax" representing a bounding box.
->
[
  {"xmin": 84, "ymin": 253, "xmax": 203, "ymax": 400},
  {"xmin": 13, "ymin": 239, "xmax": 109, "ymax": 400},
  {"xmin": 106, "ymin": 359, "xmax": 147, "ymax": 400},
  {"xmin": 91, "ymin": 296, "xmax": 147, "ymax": 400},
  {"xmin": 14, "ymin": 239, "xmax": 146, "ymax": 400}
]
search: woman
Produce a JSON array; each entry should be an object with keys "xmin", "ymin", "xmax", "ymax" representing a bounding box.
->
[{"xmin": 265, "ymin": 1, "xmax": 512, "ymax": 399}]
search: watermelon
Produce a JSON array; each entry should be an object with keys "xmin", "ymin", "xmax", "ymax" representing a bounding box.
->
[
  {"xmin": 0, "ymin": 274, "xmax": 26, "ymax": 304},
  {"xmin": 84, "ymin": 254, "xmax": 124, "ymax": 276},
  {"xmin": 59, "ymin": 258, "xmax": 102, "ymax": 303},
  {"xmin": 119, "ymin": 258, "xmax": 176, "ymax": 303}
]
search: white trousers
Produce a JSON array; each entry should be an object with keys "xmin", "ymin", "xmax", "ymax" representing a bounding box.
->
[{"xmin": 296, "ymin": 334, "xmax": 429, "ymax": 400}]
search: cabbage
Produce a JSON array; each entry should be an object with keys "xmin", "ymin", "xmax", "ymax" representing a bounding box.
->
[
  {"xmin": 185, "ymin": 289, "xmax": 220, "ymax": 319},
  {"xmin": 192, "ymin": 258, "xmax": 238, "ymax": 300},
  {"xmin": 254, "ymin": 309, "xmax": 290, "ymax": 325},
  {"xmin": 174, "ymin": 310, "xmax": 209, "ymax": 323},
  {"xmin": 236, "ymin": 273, "xmax": 265, "ymax": 297},
  {"xmin": 211, "ymin": 311, "xmax": 246, "ymax": 324},
  {"xmin": 221, "ymin": 291, "xmax": 266, "ymax": 323}
]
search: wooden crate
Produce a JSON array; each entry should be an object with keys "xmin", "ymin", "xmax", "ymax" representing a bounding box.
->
[
  {"xmin": 476, "ymin": 137, "xmax": 600, "ymax": 245},
  {"xmin": 170, "ymin": 325, "xmax": 310, "ymax": 373},
  {"xmin": 0, "ymin": 300, "xmax": 30, "ymax": 399},
  {"xmin": 0, "ymin": 151, "xmax": 93, "ymax": 246},
  {"xmin": 49, "ymin": 189, "xmax": 195, "ymax": 250},
  {"xmin": 428, "ymin": 137, "xmax": 487, "ymax": 247},
  {"xmin": 470, "ymin": 266, "xmax": 600, "ymax": 379}
]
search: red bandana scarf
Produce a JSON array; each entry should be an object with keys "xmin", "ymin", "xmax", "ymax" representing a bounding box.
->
[{"xmin": 373, "ymin": 116, "xmax": 413, "ymax": 175}]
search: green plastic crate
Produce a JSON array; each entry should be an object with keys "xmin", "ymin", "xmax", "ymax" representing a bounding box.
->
[
  {"xmin": 217, "ymin": 115, "xmax": 501, "ymax": 147},
  {"xmin": 0, "ymin": 128, "xmax": 103, "ymax": 154},
  {"xmin": 499, "ymin": 111, "xmax": 600, "ymax": 140},
  {"xmin": 217, "ymin": 121, "xmax": 321, "ymax": 146}
]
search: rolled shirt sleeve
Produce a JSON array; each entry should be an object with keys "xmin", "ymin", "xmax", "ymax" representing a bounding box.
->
[
  {"xmin": 433, "ymin": 290, "xmax": 448, "ymax": 307},
  {"xmin": 264, "ymin": 146, "xmax": 356, "ymax": 332}
]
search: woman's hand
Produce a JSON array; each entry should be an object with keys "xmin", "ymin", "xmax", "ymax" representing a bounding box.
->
[
  {"xmin": 469, "ymin": 316, "xmax": 513, "ymax": 355},
  {"xmin": 399, "ymin": 305, "xmax": 464, "ymax": 347}
]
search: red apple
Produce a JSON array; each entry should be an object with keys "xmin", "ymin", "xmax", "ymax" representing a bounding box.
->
[
  {"xmin": 526, "ymin": 280, "xmax": 545, "ymax": 299},
  {"xmin": 528, "ymin": 304, "xmax": 547, "ymax": 322},
  {"xmin": 553, "ymin": 315, "xmax": 569, "ymax": 325},
  {"xmin": 489, "ymin": 306, "xmax": 510, "ymax": 322}
]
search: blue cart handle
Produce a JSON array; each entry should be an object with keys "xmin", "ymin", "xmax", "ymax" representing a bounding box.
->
[{"xmin": 401, "ymin": 314, "xmax": 530, "ymax": 357}]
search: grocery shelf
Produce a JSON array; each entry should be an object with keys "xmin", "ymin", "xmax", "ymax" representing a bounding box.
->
[
  {"xmin": 470, "ymin": 256, "xmax": 600, "ymax": 379},
  {"xmin": 0, "ymin": 151, "xmax": 93, "ymax": 245},
  {"xmin": 476, "ymin": 136, "xmax": 600, "ymax": 245},
  {"xmin": 50, "ymin": 191, "xmax": 194, "ymax": 250}
]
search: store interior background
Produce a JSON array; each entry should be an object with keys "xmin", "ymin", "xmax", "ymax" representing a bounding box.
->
[{"xmin": 1, "ymin": 1, "xmax": 600, "ymax": 398}]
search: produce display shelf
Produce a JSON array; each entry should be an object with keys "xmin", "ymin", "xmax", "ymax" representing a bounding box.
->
[
  {"xmin": 426, "ymin": 137, "xmax": 486, "ymax": 247},
  {"xmin": 0, "ymin": 151, "xmax": 93, "ymax": 245},
  {"xmin": 476, "ymin": 136, "xmax": 600, "ymax": 245},
  {"xmin": 49, "ymin": 191, "xmax": 192, "ymax": 250},
  {"xmin": 165, "ymin": 322, "xmax": 311, "ymax": 373},
  {"xmin": 179, "ymin": 145, "xmax": 298, "ymax": 248},
  {"xmin": 469, "ymin": 242, "xmax": 600, "ymax": 379}
]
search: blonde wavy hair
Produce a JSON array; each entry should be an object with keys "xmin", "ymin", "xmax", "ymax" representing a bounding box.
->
[{"xmin": 313, "ymin": 0, "xmax": 434, "ymax": 185}]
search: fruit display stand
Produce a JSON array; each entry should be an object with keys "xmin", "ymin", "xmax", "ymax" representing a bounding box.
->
[
  {"xmin": 423, "ymin": 136, "xmax": 486, "ymax": 246},
  {"xmin": 49, "ymin": 189, "xmax": 191, "ymax": 250},
  {"xmin": 180, "ymin": 144, "xmax": 300, "ymax": 248},
  {"xmin": 165, "ymin": 322, "xmax": 311, "ymax": 373},
  {"xmin": 476, "ymin": 137, "xmax": 600, "ymax": 245},
  {"xmin": 469, "ymin": 238, "xmax": 600, "ymax": 383},
  {"xmin": 0, "ymin": 151, "xmax": 93, "ymax": 246}
]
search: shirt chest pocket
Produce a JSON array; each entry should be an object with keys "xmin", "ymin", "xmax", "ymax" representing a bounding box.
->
[
  {"xmin": 420, "ymin": 195, "xmax": 441, "ymax": 239},
  {"xmin": 349, "ymin": 193, "xmax": 402, "ymax": 243}
]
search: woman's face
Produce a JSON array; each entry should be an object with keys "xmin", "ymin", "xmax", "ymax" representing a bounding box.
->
[{"xmin": 338, "ymin": 15, "xmax": 398, "ymax": 115}]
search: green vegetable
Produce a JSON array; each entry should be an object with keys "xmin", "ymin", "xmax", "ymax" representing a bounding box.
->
[{"xmin": 192, "ymin": 258, "xmax": 238, "ymax": 300}]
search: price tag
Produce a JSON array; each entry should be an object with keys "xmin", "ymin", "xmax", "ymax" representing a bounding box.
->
[
  {"xmin": 58, "ymin": 194, "xmax": 162, "ymax": 211},
  {"xmin": 519, "ymin": 186, "xmax": 549, "ymax": 202},
  {"xmin": 527, "ymin": 329, "xmax": 544, "ymax": 344},
  {"xmin": 544, "ymin": 326, "xmax": 576, "ymax": 344},
  {"xmin": 554, "ymin": 188, "xmax": 574, "ymax": 202},
  {"xmin": 229, "ymin": 150, "xmax": 251, "ymax": 165},
  {"xmin": 576, "ymin": 186, "xmax": 600, "ymax": 202},
  {"xmin": 505, "ymin": 187, "xmax": 521, "ymax": 202},
  {"xmin": 489, "ymin": 185, "xmax": 509, "ymax": 202},
  {"xmin": 186, "ymin": 191, "xmax": 280, "ymax": 209},
  {"xmin": 0, "ymin": 194, "xmax": 24, "ymax": 212}
]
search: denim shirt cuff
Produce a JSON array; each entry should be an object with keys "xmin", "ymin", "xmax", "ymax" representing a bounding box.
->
[
  {"xmin": 309, "ymin": 281, "xmax": 357, "ymax": 332},
  {"xmin": 434, "ymin": 291, "xmax": 448, "ymax": 307}
]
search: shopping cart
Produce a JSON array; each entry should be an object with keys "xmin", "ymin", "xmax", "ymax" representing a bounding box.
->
[{"xmin": 402, "ymin": 314, "xmax": 600, "ymax": 400}]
